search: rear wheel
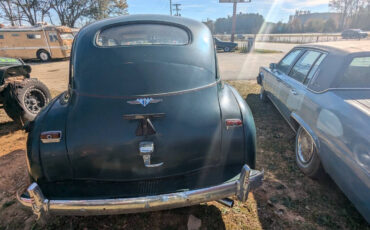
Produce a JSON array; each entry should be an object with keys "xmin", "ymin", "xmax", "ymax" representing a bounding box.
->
[
  {"xmin": 4, "ymin": 79, "xmax": 51, "ymax": 125},
  {"xmin": 37, "ymin": 50, "xmax": 50, "ymax": 62},
  {"xmin": 224, "ymin": 47, "xmax": 230, "ymax": 52},
  {"xmin": 295, "ymin": 127, "xmax": 325, "ymax": 179}
]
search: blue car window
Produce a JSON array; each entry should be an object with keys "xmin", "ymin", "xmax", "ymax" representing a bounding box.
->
[
  {"xmin": 289, "ymin": 50, "xmax": 321, "ymax": 83},
  {"xmin": 277, "ymin": 49, "xmax": 302, "ymax": 74},
  {"xmin": 304, "ymin": 53, "xmax": 327, "ymax": 85},
  {"xmin": 338, "ymin": 56, "xmax": 370, "ymax": 88}
]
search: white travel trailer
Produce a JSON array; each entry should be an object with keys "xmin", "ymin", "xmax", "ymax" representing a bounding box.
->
[{"xmin": 0, "ymin": 24, "xmax": 74, "ymax": 61}]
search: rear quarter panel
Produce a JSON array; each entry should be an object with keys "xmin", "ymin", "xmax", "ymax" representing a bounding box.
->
[
  {"xmin": 294, "ymin": 90, "xmax": 370, "ymax": 222},
  {"xmin": 220, "ymin": 84, "xmax": 256, "ymax": 169}
]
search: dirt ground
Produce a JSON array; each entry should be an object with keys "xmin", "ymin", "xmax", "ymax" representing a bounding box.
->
[{"xmin": 1, "ymin": 54, "xmax": 369, "ymax": 229}]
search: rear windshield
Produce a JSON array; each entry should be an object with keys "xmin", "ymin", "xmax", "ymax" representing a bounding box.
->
[
  {"xmin": 338, "ymin": 56, "xmax": 370, "ymax": 88},
  {"xmin": 96, "ymin": 24, "xmax": 189, "ymax": 47}
]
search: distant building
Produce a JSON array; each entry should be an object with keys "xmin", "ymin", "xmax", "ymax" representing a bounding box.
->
[{"xmin": 289, "ymin": 10, "xmax": 340, "ymax": 24}]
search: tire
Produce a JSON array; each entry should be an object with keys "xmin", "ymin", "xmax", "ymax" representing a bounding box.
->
[
  {"xmin": 259, "ymin": 87, "xmax": 268, "ymax": 103},
  {"xmin": 3, "ymin": 79, "xmax": 51, "ymax": 125},
  {"xmin": 224, "ymin": 46, "xmax": 230, "ymax": 52},
  {"xmin": 37, "ymin": 50, "xmax": 50, "ymax": 62},
  {"xmin": 295, "ymin": 127, "xmax": 325, "ymax": 179}
]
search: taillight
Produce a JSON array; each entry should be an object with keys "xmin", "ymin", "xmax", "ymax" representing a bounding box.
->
[{"xmin": 225, "ymin": 119, "xmax": 242, "ymax": 129}]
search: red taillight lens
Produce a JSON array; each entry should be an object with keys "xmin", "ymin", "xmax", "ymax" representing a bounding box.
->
[{"xmin": 225, "ymin": 119, "xmax": 242, "ymax": 128}]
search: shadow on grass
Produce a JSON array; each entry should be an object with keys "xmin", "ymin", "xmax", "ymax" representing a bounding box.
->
[
  {"xmin": 246, "ymin": 93, "xmax": 369, "ymax": 229},
  {"xmin": 35, "ymin": 205, "xmax": 225, "ymax": 230}
]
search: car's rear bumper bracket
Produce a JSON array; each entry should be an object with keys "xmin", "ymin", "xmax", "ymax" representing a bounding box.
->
[{"xmin": 17, "ymin": 165, "xmax": 263, "ymax": 217}]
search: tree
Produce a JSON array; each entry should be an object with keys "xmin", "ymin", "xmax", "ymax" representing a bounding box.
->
[
  {"xmin": 50, "ymin": 0, "xmax": 92, "ymax": 27},
  {"xmin": 304, "ymin": 19, "xmax": 325, "ymax": 33},
  {"xmin": 214, "ymin": 13, "xmax": 264, "ymax": 34},
  {"xmin": 14, "ymin": 0, "xmax": 51, "ymax": 25},
  {"xmin": 329, "ymin": 0, "xmax": 367, "ymax": 29},
  {"xmin": 289, "ymin": 18, "xmax": 303, "ymax": 33},
  {"xmin": 0, "ymin": 0, "xmax": 18, "ymax": 26},
  {"xmin": 323, "ymin": 18, "xmax": 337, "ymax": 32},
  {"xmin": 88, "ymin": 0, "xmax": 128, "ymax": 21}
]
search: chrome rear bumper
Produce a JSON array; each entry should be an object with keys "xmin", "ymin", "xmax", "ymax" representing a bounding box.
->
[{"xmin": 17, "ymin": 165, "xmax": 263, "ymax": 217}]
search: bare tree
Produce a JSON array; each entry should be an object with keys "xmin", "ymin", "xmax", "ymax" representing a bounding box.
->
[
  {"xmin": 14, "ymin": 0, "xmax": 51, "ymax": 25},
  {"xmin": 329, "ymin": 0, "xmax": 367, "ymax": 29},
  {"xmin": 0, "ymin": 0, "xmax": 20, "ymax": 26},
  {"xmin": 88, "ymin": 0, "xmax": 128, "ymax": 21},
  {"xmin": 50, "ymin": 0, "xmax": 92, "ymax": 27}
]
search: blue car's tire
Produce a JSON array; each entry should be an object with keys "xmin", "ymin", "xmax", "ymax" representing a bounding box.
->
[
  {"xmin": 295, "ymin": 127, "xmax": 325, "ymax": 179},
  {"xmin": 224, "ymin": 47, "xmax": 230, "ymax": 52}
]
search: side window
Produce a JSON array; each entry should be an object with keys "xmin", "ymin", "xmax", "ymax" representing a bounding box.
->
[
  {"xmin": 289, "ymin": 50, "xmax": 321, "ymax": 83},
  {"xmin": 27, "ymin": 34, "xmax": 41, "ymax": 39},
  {"xmin": 304, "ymin": 53, "xmax": 327, "ymax": 85},
  {"xmin": 338, "ymin": 56, "xmax": 370, "ymax": 88},
  {"xmin": 49, "ymin": 32, "xmax": 58, "ymax": 42},
  {"xmin": 277, "ymin": 49, "xmax": 302, "ymax": 74}
]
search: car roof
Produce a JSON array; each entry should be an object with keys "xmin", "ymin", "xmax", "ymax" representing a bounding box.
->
[{"xmin": 297, "ymin": 41, "xmax": 370, "ymax": 55}]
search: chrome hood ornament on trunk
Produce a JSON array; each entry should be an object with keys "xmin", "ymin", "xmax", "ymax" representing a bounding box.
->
[{"xmin": 127, "ymin": 98, "xmax": 163, "ymax": 107}]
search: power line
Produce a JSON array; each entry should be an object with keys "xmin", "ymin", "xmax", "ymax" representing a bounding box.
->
[{"xmin": 172, "ymin": 3, "xmax": 181, "ymax": 16}]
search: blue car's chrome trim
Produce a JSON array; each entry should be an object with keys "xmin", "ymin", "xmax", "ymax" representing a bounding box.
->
[{"xmin": 17, "ymin": 165, "xmax": 263, "ymax": 218}]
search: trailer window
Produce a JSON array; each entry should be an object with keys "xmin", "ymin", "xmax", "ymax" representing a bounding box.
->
[
  {"xmin": 49, "ymin": 34, "xmax": 58, "ymax": 42},
  {"xmin": 60, "ymin": 33, "xmax": 74, "ymax": 40},
  {"xmin": 0, "ymin": 35, "xmax": 3, "ymax": 39},
  {"xmin": 27, "ymin": 34, "xmax": 41, "ymax": 39},
  {"xmin": 96, "ymin": 24, "xmax": 189, "ymax": 47},
  {"xmin": 11, "ymin": 33, "xmax": 19, "ymax": 37}
]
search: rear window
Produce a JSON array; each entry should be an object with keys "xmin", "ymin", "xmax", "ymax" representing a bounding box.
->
[
  {"xmin": 338, "ymin": 56, "xmax": 370, "ymax": 88},
  {"xmin": 96, "ymin": 24, "xmax": 189, "ymax": 47}
]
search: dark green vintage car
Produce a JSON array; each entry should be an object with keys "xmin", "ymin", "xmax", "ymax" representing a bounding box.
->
[{"xmin": 17, "ymin": 15, "xmax": 263, "ymax": 218}]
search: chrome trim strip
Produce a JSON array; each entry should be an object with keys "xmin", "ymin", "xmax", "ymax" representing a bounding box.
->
[
  {"xmin": 17, "ymin": 165, "xmax": 263, "ymax": 217},
  {"xmin": 308, "ymin": 87, "xmax": 370, "ymax": 94},
  {"xmin": 74, "ymin": 80, "xmax": 220, "ymax": 99}
]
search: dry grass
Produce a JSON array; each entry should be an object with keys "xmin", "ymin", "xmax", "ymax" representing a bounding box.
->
[{"xmin": 0, "ymin": 81, "xmax": 369, "ymax": 229}]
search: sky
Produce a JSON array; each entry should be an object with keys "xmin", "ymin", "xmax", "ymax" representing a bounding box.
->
[{"xmin": 127, "ymin": 0, "xmax": 331, "ymax": 23}]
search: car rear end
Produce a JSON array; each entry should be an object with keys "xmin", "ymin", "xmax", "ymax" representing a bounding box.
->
[{"xmin": 18, "ymin": 15, "xmax": 262, "ymax": 217}]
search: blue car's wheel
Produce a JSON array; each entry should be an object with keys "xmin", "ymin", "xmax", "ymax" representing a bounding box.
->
[{"xmin": 295, "ymin": 127, "xmax": 325, "ymax": 179}]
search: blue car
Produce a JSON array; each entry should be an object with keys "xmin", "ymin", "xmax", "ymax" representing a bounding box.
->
[{"xmin": 257, "ymin": 41, "xmax": 370, "ymax": 222}]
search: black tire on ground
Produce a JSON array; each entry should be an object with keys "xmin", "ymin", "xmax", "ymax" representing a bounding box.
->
[
  {"xmin": 295, "ymin": 127, "xmax": 325, "ymax": 179},
  {"xmin": 3, "ymin": 79, "xmax": 51, "ymax": 125},
  {"xmin": 259, "ymin": 87, "xmax": 268, "ymax": 103},
  {"xmin": 37, "ymin": 50, "xmax": 51, "ymax": 62},
  {"xmin": 224, "ymin": 46, "xmax": 230, "ymax": 52}
]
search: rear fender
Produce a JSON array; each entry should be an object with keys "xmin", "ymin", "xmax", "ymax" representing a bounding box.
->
[
  {"xmin": 27, "ymin": 93, "xmax": 72, "ymax": 182},
  {"xmin": 220, "ymin": 84, "xmax": 256, "ymax": 169},
  {"xmin": 290, "ymin": 112, "xmax": 320, "ymax": 150}
]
